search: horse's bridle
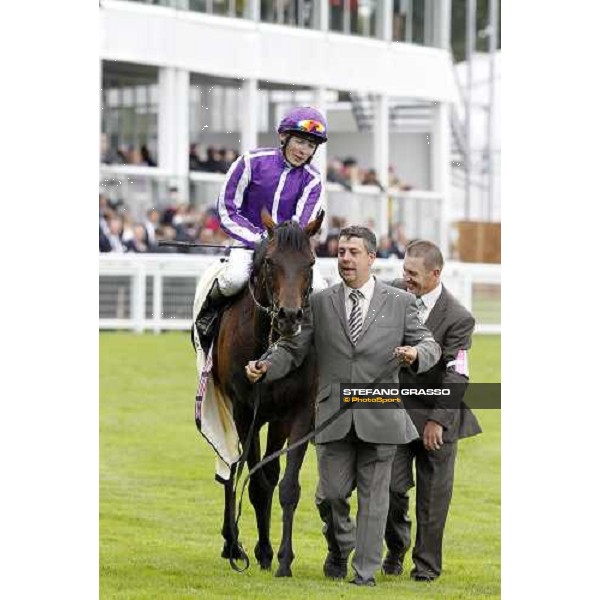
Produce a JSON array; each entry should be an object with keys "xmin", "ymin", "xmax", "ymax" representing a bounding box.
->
[{"xmin": 247, "ymin": 258, "xmax": 314, "ymax": 343}]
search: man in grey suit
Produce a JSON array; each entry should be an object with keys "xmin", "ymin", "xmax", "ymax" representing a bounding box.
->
[
  {"xmin": 246, "ymin": 226, "xmax": 440, "ymax": 587},
  {"xmin": 382, "ymin": 240, "xmax": 482, "ymax": 582}
]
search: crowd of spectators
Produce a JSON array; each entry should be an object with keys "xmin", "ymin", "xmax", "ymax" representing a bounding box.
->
[
  {"xmin": 101, "ymin": 134, "xmax": 157, "ymax": 167},
  {"xmin": 100, "ymin": 193, "xmax": 410, "ymax": 259},
  {"xmin": 327, "ymin": 157, "xmax": 414, "ymax": 192},
  {"xmin": 313, "ymin": 216, "xmax": 409, "ymax": 259},
  {"xmin": 100, "ymin": 134, "xmax": 243, "ymax": 176},
  {"xmin": 189, "ymin": 144, "xmax": 240, "ymax": 173},
  {"xmin": 101, "ymin": 134, "xmax": 415, "ymax": 195},
  {"xmin": 99, "ymin": 192, "xmax": 229, "ymax": 255}
]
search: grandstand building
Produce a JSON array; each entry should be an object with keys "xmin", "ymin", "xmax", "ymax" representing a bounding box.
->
[{"xmin": 99, "ymin": 0, "xmax": 468, "ymax": 252}]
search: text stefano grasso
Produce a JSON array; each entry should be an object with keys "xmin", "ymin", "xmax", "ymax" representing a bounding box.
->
[{"xmin": 342, "ymin": 388, "xmax": 451, "ymax": 396}]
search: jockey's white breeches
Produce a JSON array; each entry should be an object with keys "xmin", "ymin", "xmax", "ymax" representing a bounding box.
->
[
  {"xmin": 216, "ymin": 247, "xmax": 328, "ymax": 297},
  {"xmin": 216, "ymin": 248, "xmax": 254, "ymax": 296}
]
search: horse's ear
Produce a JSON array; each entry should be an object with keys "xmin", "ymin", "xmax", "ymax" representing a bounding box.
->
[
  {"xmin": 261, "ymin": 207, "xmax": 275, "ymax": 238},
  {"xmin": 304, "ymin": 210, "xmax": 325, "ymax": 238}
]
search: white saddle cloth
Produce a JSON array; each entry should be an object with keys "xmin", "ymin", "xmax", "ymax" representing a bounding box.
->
[{"xmin": 192, "ymin": 260, "xmax": 241, "ymax": 482}]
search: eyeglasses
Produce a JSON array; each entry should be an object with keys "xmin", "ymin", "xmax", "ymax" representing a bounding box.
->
[{"xmin": 296, "ymin": 119, "xmax": 325, "ymax": 134}]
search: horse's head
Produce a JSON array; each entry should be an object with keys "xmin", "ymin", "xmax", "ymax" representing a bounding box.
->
[{"xmin": 251, "ymin": 208, "xmax": 324, "ymax": 338}]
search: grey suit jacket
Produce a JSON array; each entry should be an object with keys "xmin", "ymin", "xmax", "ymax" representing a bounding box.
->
[
  {"xmin": 262, "ymin": 280, "xmax": 441, "ymax": 444},
  {"xmin": 390, "ymin": 279, "xmax": 482, "ymax": 442}
]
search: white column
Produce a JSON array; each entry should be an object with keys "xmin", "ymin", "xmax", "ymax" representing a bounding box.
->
[
  {"xmin": 174, "ymin": 69, "xmax": 190, "ymax": 183},
  {"xmin": 158, "ymin": 67, "xmax": 175, "ymax": 173},
  {"xmin": 241, "ymin": 78, "xmax": 259, "ymax": 152},
  {"xmin": 465, "ymin": 0, "xmax": 477, "ymax": 218},
  {"xmin": 378, "ymin": 0, "xmax": 392, "ymax": 42},
  {"xmin": 487, "ymin": 0, "xmax": 498, "ymax": 221},
  {"xmin": 432, "ymin": 101, "xmax": 451, "ymax": 255},
  {"xmin": 317, "ymin": 0, "xmax": 329, "ymax": 30},
  {"xmin": 158, "ymin": 67, "xmax": 190, "ymax": 200},
  {"xmin": 246, "ymin": 0, "xmax": 259, "ymax": 21},
  {"xmin": 313, "ymin": 86, "xmax": 328, "ymax": 237},
  {"xmin": 434, "ymin": 0, "xmax": 451, "ymax": 50},
  {"xmin": 373, "ymin": 93, "xmax": 389, "ymax": 237}
]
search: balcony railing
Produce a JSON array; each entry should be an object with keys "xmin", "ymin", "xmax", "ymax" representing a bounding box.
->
[{"xmin": 100, "ymin": 165, "xmax": 444, "ymax": 243}]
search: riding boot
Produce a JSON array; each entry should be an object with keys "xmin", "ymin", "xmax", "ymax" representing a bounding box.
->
[{"xmin": 194, "ymin": 280, "xmax": 229, "ymax": 353}]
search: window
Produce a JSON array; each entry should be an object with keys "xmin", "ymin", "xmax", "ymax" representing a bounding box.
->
[
  {"xmin": 392, "ymin": 0, "xmax": 434, "ymax": 46},
  {"xmin": 261, "ymin": 0, "xmax": 316, "ymax": 28},
  {"xmin": 101, "ymin": 62, "xmax": 159, "ymax": 166},
  {"xmin": 188, "ymin": 0, "xmax": 247, "ymax": 18},
  {"xmin": 330, "ymin": 0, "xmax": 380, "ymax": 38}
]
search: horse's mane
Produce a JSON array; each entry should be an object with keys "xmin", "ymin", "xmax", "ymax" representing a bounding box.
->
[{"xmin": 251, "ymin": 220, "xmax": 311, "ymax": 277}]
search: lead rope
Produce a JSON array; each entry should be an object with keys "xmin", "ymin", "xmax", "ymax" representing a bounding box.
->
[{"xmin": 228, "ymin": 311, "xmax": 277, "ymax": 573}]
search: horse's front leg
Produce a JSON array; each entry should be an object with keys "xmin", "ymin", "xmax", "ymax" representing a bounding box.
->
[
  {"xmin": 221, "ymin": 462, "xmax": 244, "ymax": 561},
  {"xmin": 249, "ymin": 421, "xmax": 287, "ymax": 570},
  {"xmin": 275, "ymin": 415, "xmax": 311, "ymax": 577},
  {"xmin": 247, "ymin": 431, "xmax": 274, "ymax": 570}
]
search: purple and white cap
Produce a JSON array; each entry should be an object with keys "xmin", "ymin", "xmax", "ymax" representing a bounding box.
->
[{"xmin": 277, "ymin": 106, "xmax": 328, "ymax": 143}]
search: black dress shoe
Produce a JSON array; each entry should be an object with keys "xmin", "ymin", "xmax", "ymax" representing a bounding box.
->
[
  {"xmin": 410, "ymin": 570, "xmax": 438, "ymax": 582},
  {"xmin": 349, "ymin": 576, "xmax": 376, "ymax": 587},
  {"xmin": 323, "ymin": 553, "xmax": 348, "ymax": 580},
  {"xmin": 382, "ymin": 552, "xmax": 404, "ymax": 575}
]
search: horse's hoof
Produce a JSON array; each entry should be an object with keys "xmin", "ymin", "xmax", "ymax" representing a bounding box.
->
[
  {"xmin": 254, "ymin": 543, "xmax": 273, "ymax": 570},
  {"xmin": 221, "ymin": 542, "xmax": 244, "ymax": 560},
  {"xmin": 275, "ymin": 565, "xmax": 292, "ymax": 577}
]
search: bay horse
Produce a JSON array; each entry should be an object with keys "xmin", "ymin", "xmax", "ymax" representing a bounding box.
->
[{"xmin": 212, "ymin": 208, "xmax": 323, "ymax": 577}]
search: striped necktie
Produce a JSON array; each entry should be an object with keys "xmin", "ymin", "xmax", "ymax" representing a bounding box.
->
[
  {"xmin": 415, "ymin": 296, "xmax": 426, "ymax": 322},
  {"xmin": 348, "ymin": 289, "xmax": 364, "ymax": 345}
]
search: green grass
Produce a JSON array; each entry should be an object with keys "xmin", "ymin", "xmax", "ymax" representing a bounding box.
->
[
  {"xmin": 472, "ymin": 296, "xmax": 501, "ymax": 325},
  {"xmin": 472, "ymin": 284, "xmax": 501, "ymax": 325},
  {"xmin": 100, "ymin": 333, "xmax": 500, "ymax": 599}
]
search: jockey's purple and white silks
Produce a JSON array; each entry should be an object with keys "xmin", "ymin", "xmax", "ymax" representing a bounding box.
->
[{"xmin": 217, "ymin": 148, "xmax": 323, "ymax": 248}]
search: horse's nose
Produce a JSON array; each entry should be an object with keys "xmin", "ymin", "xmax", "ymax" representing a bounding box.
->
[{"xmin": 277, "ymin": 307, "xmax": 303, "ymax": 324}]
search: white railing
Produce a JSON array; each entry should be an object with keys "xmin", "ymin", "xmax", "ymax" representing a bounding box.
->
[{"xmin": 99, "ymin": 254, "xmax": 500, "ymax": 334}]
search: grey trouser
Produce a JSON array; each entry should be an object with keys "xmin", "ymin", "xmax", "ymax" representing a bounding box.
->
[
  {"xmin": 385, "ymin": 439, "xmax": 458, "ymax": 577},
  {"xmin": 315, "ymin": 426, "xmax": 396, "ymax": 580}
]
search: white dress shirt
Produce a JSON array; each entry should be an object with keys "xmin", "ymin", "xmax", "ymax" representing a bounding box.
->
[{"xmin": 418, "ymin": 282, "xmax": 443, "ymax": 322}]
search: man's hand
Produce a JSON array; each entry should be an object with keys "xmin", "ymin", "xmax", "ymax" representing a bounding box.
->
[
  {"xmin": 423, "ymin": 420, "xmax": 444, "ymax": 451},
  {"xmin": 393, "ymin": 346, "xmax": 418, "ymax": 365},
  {"xmin": 245, "ymin": 360, "xmax": 270, "ymax": 384}
]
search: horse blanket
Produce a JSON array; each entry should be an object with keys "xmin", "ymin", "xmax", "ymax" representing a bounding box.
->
[{"xmin": 192, "ymin": 260, "xmax": 241, "ymax": 482}]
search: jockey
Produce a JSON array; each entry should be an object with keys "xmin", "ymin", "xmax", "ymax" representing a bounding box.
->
[{"xmin": 196, "ymin": 106, "xmax": 329, "ymax": 340}]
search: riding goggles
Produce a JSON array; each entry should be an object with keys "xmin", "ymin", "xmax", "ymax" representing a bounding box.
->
[{"xmin": 296, "ymin": 119, "xmax": 325, "ymax": 134}]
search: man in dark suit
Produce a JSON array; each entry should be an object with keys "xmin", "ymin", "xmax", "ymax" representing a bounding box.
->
[
  {"xmin": 382, "ymin": 239, "xmax": 482, "ymax": 582},
  {"xmin": 246, "ymin": 226, "xmax": 441, "ymax": 587}
]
